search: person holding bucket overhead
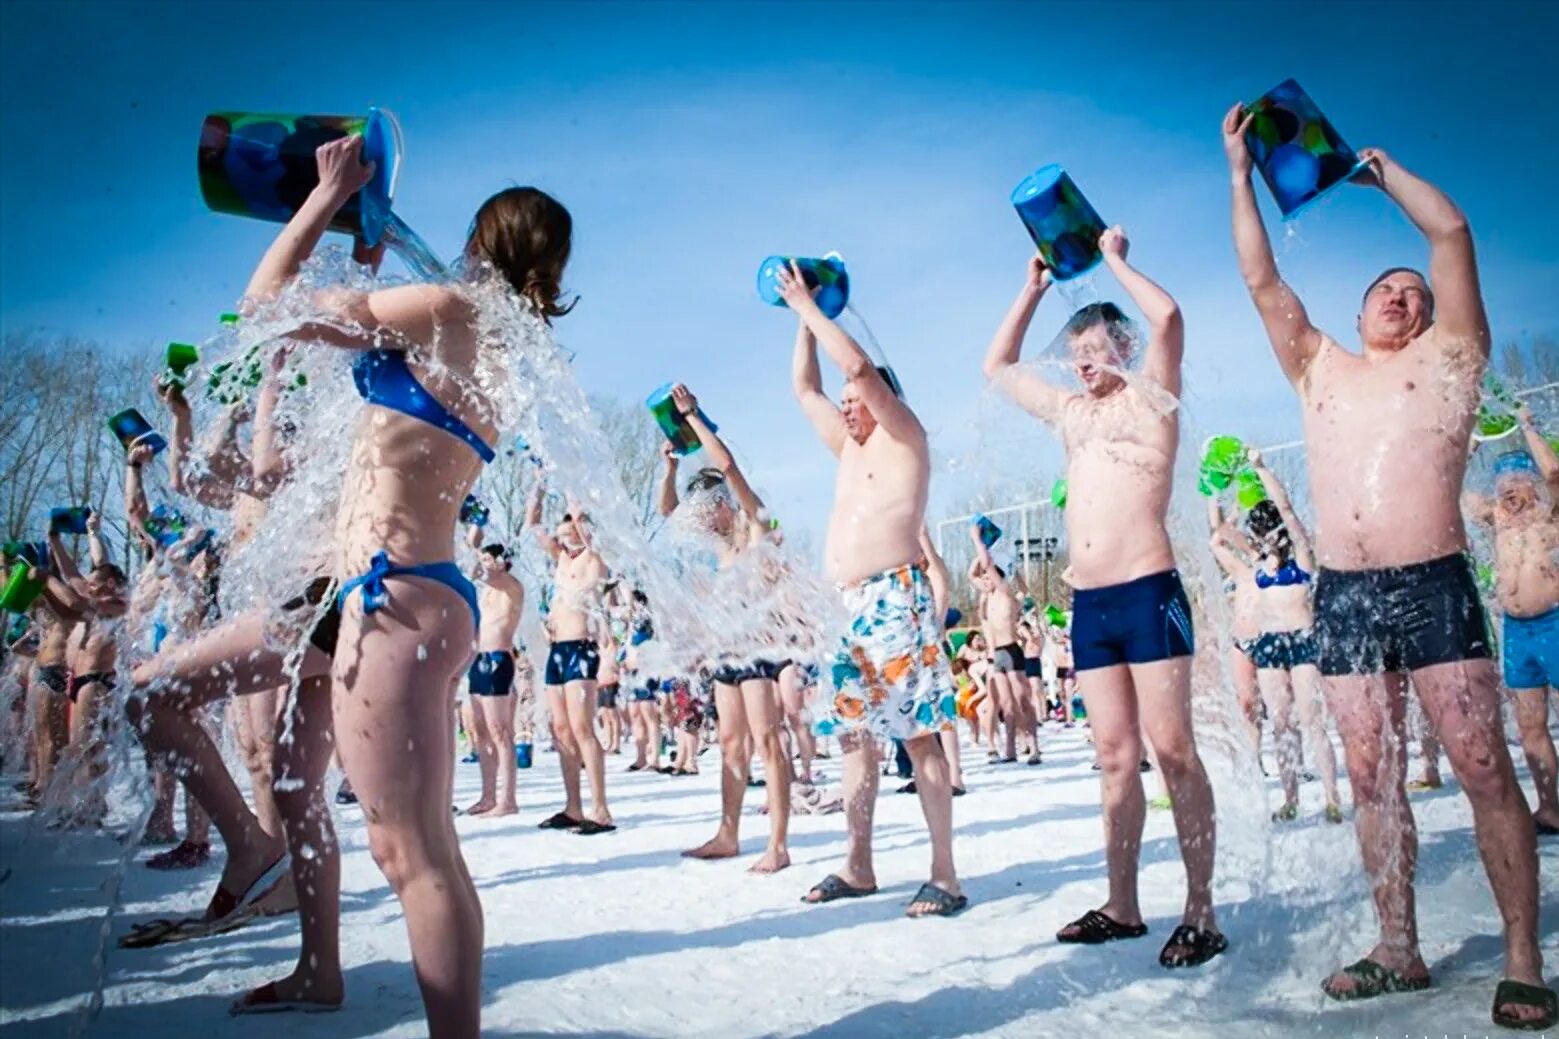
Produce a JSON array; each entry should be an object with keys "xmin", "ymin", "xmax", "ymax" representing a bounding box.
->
[
  {"xmin": 1224, "ymin": 102, "xmax": 1554, "ymax": 1029},
  {"xmin": 982, "ymin": 227, "xmax": 1225, "ymax": 968},
  {"xmin": 221, "ymin": 134, "xmax": 570, "ymax": 1034}
]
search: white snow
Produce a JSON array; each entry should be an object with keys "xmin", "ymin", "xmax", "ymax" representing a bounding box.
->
[{"xmin": 3, "ymin": 724, "xmax": 1557, "ymax": 1038}]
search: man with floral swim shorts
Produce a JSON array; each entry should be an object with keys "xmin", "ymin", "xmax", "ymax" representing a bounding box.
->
[{"xmin": 775, "ymin": 261, "xmax": 965, "ymax": 919}]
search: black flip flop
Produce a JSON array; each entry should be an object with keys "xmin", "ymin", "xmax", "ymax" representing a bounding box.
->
[
  {"xmin": 801, "ymin": 873, "xmax": 878, "ymax": 904},
  {"xmin": 1536, "ymin": 820, "xmax": 1559, "ymax": 837},
  {"xmin": 537, "ymin": 812, "xmax": 583, "ymax": 830},
  {"xmin": 952, "ymin": 786, "xmax": 967, "ymax": 797},
  {"xmin": 575, "ymin": 819, "xmax": 617, "ymax": 836},
  {"xmin": 1321, "ymin": 958, "xmax": 1431, "ymax": 1002},
  {"xmin": 1493, "ymin": 979, "xmax": 1559, "ymax": 1031},
  {"xmin": 907, "ymin": 882, "xmax": 968, "ymax": 918},
  {"xmin": 1057, "ymin": 909, "xmax": 1148, "ymax": 945},
  {"xmin": 1159, "ymin": 925, "xmax": 1228, "ymax": 967}
]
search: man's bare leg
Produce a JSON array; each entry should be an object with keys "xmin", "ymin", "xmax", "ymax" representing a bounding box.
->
[
  {"xmin": 685, "ymin": 682, "xmax": 746, "ymax": 859},
  {"xmin": 1509, "ymin": 686, "xmax": 1559, "ymax": 830},
  {"xmin": 743, "ymin": 679, "xmax": 790, "ymax": 874},
  {"xmin": 478, "ymin": 694, "xmax": 517, "ymax": 815},
  {"xmin": 1416, "ymin": 660, "xmax": 1545, "ymax": 1016},
  {"xmin": 28, "ymin": 681, "xmax": 67, "ymax": 798},
  {"xmin": 939, "ymin": 728, "xmax": 964, "ymax": 792},
  {"xmin": 779, "ymin": 666, "xmax": 816, "ymax": 784},
  {"xmin": 905, "ymin": 733, "xmax": 959, "ymax": 914},
  {"xmin": 235, "ymin": 689, "xmax": 283, "ymax": 839},
  {"xmin": 464, "ymin": 697, "xmax": 497, "ymax": 815},
  {"xmin": 545, "ymin": 686, "xmax": 583, "ymax": 822},
  {"xmin": 1059, "ymin": 664, "xmax": 1144, "ymax": 932},
  {"xmin": 1135, "ymin": 658, "xmax": 1216, "ymax": 931},
  {"xmin": 563, "ymin": 680, "xmax": 610, "ymax": 825},
  {"xmin": 1320, "ymin": 672, "xmax": 1425, "ymax": 993},
  {"xmin": 804, "ymin": 731, "xmax": 878, "ymax": 900}
]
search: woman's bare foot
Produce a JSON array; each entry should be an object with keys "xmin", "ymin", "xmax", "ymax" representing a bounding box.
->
[
  {"xmin": 485, "ymin": 802, "xmax": 519, "ymax": 817},
  {"xmin": 749, "ymin": 847, "xmax": 791, "ymax": 874},
  {"xmin": 464, "ymin": 798, "xmax": 495, "ymax": 816},
  {"xmin": 683, "ymin": 835, "xmax": 739, "ymax": 860}
]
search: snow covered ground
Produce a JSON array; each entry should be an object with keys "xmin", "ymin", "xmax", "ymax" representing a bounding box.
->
[{"xmin": 3, "ymin": 724, "xmax": 1558, "ymax": 1038}]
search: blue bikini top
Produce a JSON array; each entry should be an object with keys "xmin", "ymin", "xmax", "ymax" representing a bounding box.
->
[
  {"xmin": 352, "ymin": 349, "xmax": 495, "ymax": 463},
  {"xmin": 1255, "ymin": 559, "xmax": 1311, "ymax": 589}
]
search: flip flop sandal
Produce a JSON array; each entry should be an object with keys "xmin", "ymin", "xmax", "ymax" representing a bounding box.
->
[
  {"xmin": 1535, "ymin": 821, "xmax": 1559, "ymax": 837},
  {"xmin": 1057, "ymin": 909, "xmax": 1148, "ymax": 945},
  {"xmin": 537, "ymin": 812, "xmax": 583, "ymax": 830},
  {"xmin": 203, "ymin": 853, "xmax": 289, "ymax": 926},
  {"xmin": 229, "ymin": 982, "xmax": 342, "ymax": 1017},
  {"xmin": 1321, "ymin": 958, "xmax": 1432, "ymax": 1001},
  {"xmin": 124, "ymin": 905, "xmax": 263, "ymax": 949},
  {"xmin": 1159, "ymin": 925, "xmax": 1228, "ymax": 968},
  {"xmin": 575, "ymin": 819, "xmax": 617, "ymax": 835},
  {"xmin": 117, "ymin": 917, "xmax": 188, "ymax": 949},
  {"xmin": 1493, "ymin": 979, "xmax": 1559, "ymax": 1031},
  {"xmin": 801, "ymin": 874, "xmax": 879, "ymax": 904},
  {"xmin": 952, "ymin": 786, "xmax": 967, "ymax": 797},
  {"xmin": 907, "ymin": 882, "xmax": 969, "ymax": 918}
]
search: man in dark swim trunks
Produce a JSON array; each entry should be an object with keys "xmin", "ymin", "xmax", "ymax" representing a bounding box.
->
[{"xmin": 1227, "ymin": 112, "xmax": 1553, "ymax": 1028}]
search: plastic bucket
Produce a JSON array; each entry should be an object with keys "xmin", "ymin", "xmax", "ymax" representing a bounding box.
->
[
  {"xmin": 0, "ymin": 566, "xmax": 45, "ymax": 613},
  {"xmin": 516, "ymin": 742, "xmax": 533, "ymax": 770},
  {"xmin": 645, "ymin": 383, "xmax": 719, "ymax": 457},
  {"xmin": 1010, "ymin": 165, "xmax": 1106, "ymax": 281},
  {"xmin": 1243, "ymin": 79, "xmax": 1364, "ymax": 220},
  {"xmin": 197, "ymin": 107, "xmax": 402, "ymax": 246},
  {"xmin": 756, "ymin": 254, "xmax": 849, "ymax": 319}
]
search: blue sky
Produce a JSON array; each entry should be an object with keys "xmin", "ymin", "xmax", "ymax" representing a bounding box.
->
[{"xmin": 4, "ymin": 1, "xmax": 1557, "ymax": 547}]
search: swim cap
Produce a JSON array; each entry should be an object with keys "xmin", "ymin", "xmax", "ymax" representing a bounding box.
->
[{"xmin": 1494, "ymin": 450, "xmax": 1538, "ymax": 480}]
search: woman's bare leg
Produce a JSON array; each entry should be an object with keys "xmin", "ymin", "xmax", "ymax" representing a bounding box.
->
[{"xmin": 332, "ymin": 579, "xmax": 482, "ymax": 1039}]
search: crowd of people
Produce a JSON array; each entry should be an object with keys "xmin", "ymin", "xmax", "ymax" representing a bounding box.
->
[{"xmin": 1, "ymin": 109, "xmax": 1557, "ymax": 1039}]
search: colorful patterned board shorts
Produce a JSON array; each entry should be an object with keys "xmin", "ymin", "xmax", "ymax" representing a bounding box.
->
[{"xmin": 814, "ymin": 564, "xmax": 959, "ymax": 742}]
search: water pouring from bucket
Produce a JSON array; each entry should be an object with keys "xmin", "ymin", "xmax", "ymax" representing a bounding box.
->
[{"xmin": 198, "ymin": 107, "xmax": 447, "ymax": 277}]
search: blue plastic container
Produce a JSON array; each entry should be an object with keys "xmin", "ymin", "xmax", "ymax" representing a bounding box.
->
[
  {"xmin": 1243, "ymin": 79, "xmax": 1365, "ymax": 221},
  {"xmin": 516, "ymin": 742, "xmax": 533, "ymax": 770},
  {"xmin": 974, "ymin": 515, "xmax": 1002, "ymax": 548},
  {"xmin": 756, "ymin": 254, "xmax": 849, "ymax": 319},
  {"xmin": 1010, "ymin": 165, "xmax": 1107, "ymax": 281}
]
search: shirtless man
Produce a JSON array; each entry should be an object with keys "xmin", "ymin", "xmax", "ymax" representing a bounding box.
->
[
  {"xmin": 984, "ymin": 229, "xmax": 1223, "ymax": 967},
  {"xmin": 1466, "ymin": 404, "xmax": 1559, "ymax": 835},
  {"xmin": 463, "ymin": 528, "xmax": 524, "ymax": 817},
  {"xmin": 528, "ymin": 482, "xmax": 614, "ymax": 834},
  {"xmin": 660, "ymin": 384, "xmax": 792, "ymax": 873},
  {"xmin": 24, "ymin": 595, "xmax": 69, "ymax": 804},
  {"xmin": 37, "ymin": 518, "xmax": 128, "ymax": 826},
  {"xmin": 776, "ymin": 263, "xmax": 965, "ymax": 918},
  {"xmin": 596, "ymin": 618, "xmax": 624, "ymax": 756},
  {"xmin": 1226, "ymin": 110, "xmax": 1552, "ymax": 1027},
  {"xmin": 969, "ymin": 527, "xmax": 1039, "ymax": 765},
  {"xmin": 1208, "ymin": 498, "xmax": 1263, "ymax": 757}
]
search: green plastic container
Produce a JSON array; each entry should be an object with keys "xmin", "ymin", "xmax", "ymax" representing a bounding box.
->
[
  {"xmin": 163, "ymin": 342, "xmax": 200, "ymax": 388},
  {"xmin": 0, "ymin": 566, "xmax": 45, "ymax": 613},
  {"xmin": 1050, "ymin": 477, "xmax": 1068, "ymax": 510},
  {"xmin": 1234, "ymin": 470, "xmax": 1269, "ymax": 511}
]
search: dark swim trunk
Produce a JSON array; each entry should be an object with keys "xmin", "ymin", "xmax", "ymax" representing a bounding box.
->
[
  {"xmin": 1248, "ymin": 629, "xmax": 1319, "ymax": 672},
  {"xmin": 545, "ymin": 639, "xmax": 600, "ymax": 685},
  {"xmin": 36, "ymin": 665, "xmax": 68, "ymax": 696},
  {"xmin": 282, "ymin": 577, "xmax": 341, "ymax": 656},
  {"xmin": 66, "ymin": 671, "xmax": 116, "ymax": 702},
  {"xmin": 633, "ymin": 679, "xmax": 660, "ymax": 703},
  {"xmin": 1314, "ymin": 553, "xmax": 1491, "ymax": 676},
  {"xmin": 468, "ymin": 650, "xmax": 516, "ymax": 697},
  {"xmin": 1071, "ymin": 570, "xmax": 1195, "ymax": 672},
  {"xmin": 992, "ymin": 643, "xmax": 1026, "ymax": 674},
  {"xmin": 710, "ymin": 659, "xmax": 784, "ymax": 686},
  {"xmin": 1023, "ymin": 657, "xmax": 1042, "ymax": 678},
  {"xmin": 597, "ymin": 683, "xmax": 620, "ymax": 709}
]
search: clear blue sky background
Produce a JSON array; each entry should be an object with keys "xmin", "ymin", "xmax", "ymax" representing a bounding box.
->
[{"xmin": 4, "ymin": 1, "xmax": 1557, "ymax": 545}]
